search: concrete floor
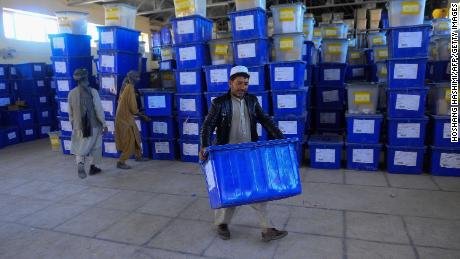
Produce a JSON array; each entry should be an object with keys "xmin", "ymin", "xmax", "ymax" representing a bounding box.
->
[{"xmin": 0, "ymin": 139, "xmax": 460, "ymax": 259}]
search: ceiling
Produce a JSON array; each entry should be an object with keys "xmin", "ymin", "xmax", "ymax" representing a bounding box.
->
[{"xmin": 67, "ymin": 0, "xmax": 446, "ymax": 29}]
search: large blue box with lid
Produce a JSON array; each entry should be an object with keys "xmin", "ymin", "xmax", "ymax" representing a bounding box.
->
[
  {"xmin": 140, "ymin": 90, "xmax": 174, "ymax": 117},
  {"xmin": 175, "ymin": 69, "xmax": 205, "ymax": 93},
  {"xmin": 51, "ymin": 56, "xmax": 93, "ymax": 77},
  {"xmin": 201, "ymin": 138, "xmax": 301, "ymax": 208},
  {"xmin": 233, "ymin": 38, "xmax": 269, "ymax": 67},
  {"xmin": 151, "ymin": 138, "xmax": 178, "ymax": 160},
  {"xmin": 203, "ymin": 64, "xmax": 232, "ymax": 92},
  {"xmin": 54, "ymin": 77, "xmax": 77, "ymax": 98},
  {"xmin": 0, "ymin": 126, "xmax": 20, "ymax": 147},
  {"xmin": 99, "ymin": 73, "xmax": 124, "ymax": 96},
  {"xmin": 271, "ymin": 87, "xmax": 309, "ymax": 116},
  {"xmin": 269, "ymin": 61, "xmax": 306, "ymax": 90},
  {"xmin": 8, "ymin": 66, "xmax": 18, "ymax": 79},
  {"xmin": 57, "ymin": 98, "xmax": 69, "ymax": 118},
  {"xmin": 178, "ymin": 138, "xmax": 200, "ymax": 163},
  {"xmin": 314, "ymin": 86, "xmax": 345, "ymax": 108},
  {"xmin": 346, "ymin": 114, "xmax": 383, "ymax": 144},
  {"xmin": 430, "ymin": 146, "xmax": 460, "ymax": 176},
  {"xmin": 59, "ymin": 117, "xmax": 72, "ymax": 137},
  {"xmin": 247, "ymin": 65, "xmax": 267, "ymax": 92},
  {"xmin": 387, "ymin": 116, "xmax": 428, "ymax": 146},
  {"xmin": 0, "ymin": 64, "xmax": 9, "ymax": 79},
  {"xmin": 308, "ymin": 135, "xmax": 343, "ymax": 169},
  {"xmin": 430, "ymin": 115, "xmax": 457, "ymax": 148},
  {"xmin": 171, "ymin": 15, "xmax": 213, "ymax": 44},
  {"xmin": 97, "ymin": 26, "xmax": 140, "ymax": 53},
  {"xmin": 346, "ymin": 65, "xmax": 369, "ymax": 81},
  {"xmin": 20, "ymin": 125, "xmax": 37, "ymax": 142},
  {"xmin": 273, "ymin": 114, "xmax": 307, "ymax": 140},
  {"xmin": 178, "ymin": 116, "xmax": 203, "ymax": 140},
  {"xmin": 386, "ymin": 88, "xmax": 428, "ymax": 117},
  {"xmin": 314, "ymin": 108, "xmax": 345, "ymax": 130},
  {"xmin": 60, "ymin": 135, "xmax": 71, "ymax": 155},
  {"xmin": 387, "ymin": 145, "xmax": 425, "ymax": 174},
  {"xmin": 49, "ymin": 34, "xmax": 91, "ymax": 57},
  {"xmin": 387, "ymin": 58, "xmax": 427, "ymax": 89},
  {"xmin": 387, "ymin": 25, "xmax": 431, "ymax": 58},
  {"xmin": 38, "ymin": 124, "xmax": 52, "ymax": 138},
  {"xmin": 229, "ymin": 8, "xmax": 267, "ymax": 41},
  {"xmin": 173, "ymin": 43, "xmax": 210, "ymax": 70},
  {"xmin": 346, "ymin": 143, "xmax": 382, "ymax": 171},
  {"xmin": 316, "ymin": 63, "xmax": 348, "ymax": 87},
  {"xmin": 100, "ymin": 95, "xmax": 117, "ymax": 117},
  {"xmin": 102, "ymin": 138, "xmax": 121, "ymax": 158},
  {"xmin": 98, "ymin": 50, "xmax": 139, "ymax": 75},
  {"xmin": 0, "ymin": 80, "xmax": 9, "ymax": 95},
  {"xmin": 175, "ymin": 93, "xmax": 205, "ymax": 117},
  {"xmin": 15, "ymin": 63, "xmax": 46, "ymax": 79},
  {"xmin": 427, "ymin": 61, "xmax": 450, "ymax": 82},
  {"xmin": 150, "ymin": 116, "xmax": 177, "ymax": 139},
  {"xmin": 37, "ymin": 108, "xmax": 53, "ymax": 124},
  {"xmin": 2, "ymin": 109, "xmax": 35, "ymax": 128},
  {"xmin": 17, "ymin": 79, "xmax": 50, "ymax": 95}
]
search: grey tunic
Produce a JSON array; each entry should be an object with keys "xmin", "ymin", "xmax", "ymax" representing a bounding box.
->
[{"xmin": 228, "ymin": 96, "xmax": 251, "ymax": 144}]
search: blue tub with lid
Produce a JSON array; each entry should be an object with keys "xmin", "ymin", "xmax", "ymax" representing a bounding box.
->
[
  {"xmin": 173, "ymin": 43, "xmax": 210, "ymax": 70},
  {"xmin": 102, "ymin": 138, "xmax": 121, "ymax": 158},
  {"xmin": 314, "ymin": 86, "xmax": 345, "ymax": 108},
  {"xmin": 346, "ymin": 65, "xmax": 369, "ymax": 81},
  {"xmin": 0, "ymin": 64, "xmax": 9, "ymax": 80},
  {"xmin": 346, "ymin": 113, "xmax": 383, "ymax": 144},
  {"xmin": 54, "ymin": 77, "xmax": 77, "ymax": 98},
  {"xmin": 314, "ymin": 107, "xmax": 345, "ymax": 130},
  {"xmin": 57, "ymin": 98, "xmax": 69, "ymax": 118},
  {"xmin": 273, "ymin": 114, "xmax": 307, "ymax": 140},
  {"xmin": 316, "ymin": 63, "xmax": 348, "ymax": 87},
  {"xmin": 308, "ymin": 135, "xmax": 343, "ymax": 169},
  {"xmin": 233, "ymin": 38, "xmax": 269, "ymax": 66},
  {"xmin": 386, "ymin": 87, "xmax": 428, "ymax": 118},
  {"xmin": 178, "ymin": 138, "xmax": 200, "ymax": 163},
  {"xmin": 49, "ymin": 34, "xmax": 91, "ymax": 57},
  {"xmin": 59, "ymin": 117, "xmax": 72, "ymax": 137},
  {"xmin": 178, "ymin": 116, "xmax": 203, "ymax": 140},
  {"xmin": 171, "ymin": 15, "xmax": 213, "ymax": 44},
  {"xmin": 150, "ymin": 116, "xmax": 177, "ymax": 139},
  {"xmin": 203, "ymin": 64, "xmax": 232, "ymax": 92},
  {"xmin": 2, "ymin": 109, "xmax": 35, "ymax": 128},
  {"xmin": 151, "ymin": 138, "xmax": 178, "ymax": 160},
  {"xmin": 0, "ymin": 126, "xmax": 20, "ymax": 147},
  {"xmin": 175, "ymin": 93, "xmax": 205, "ymax": 117},
  {"xmin": 271, "ymin": 87, "xmax": 309, "ymax": 116},
  {"xmin": 346, "ymin": 143, "xmax": 382, "ymax": 171},
  {"xmin": 37, "ymin": 108, "xmax": 53, "ymax": 124},
  {"xmin": 38, "ymin": 124, "xmax": 52, "ymax": 138},
  {"xmin": 387, "ymin": 116, "xmax": 428, "ymax": 146},
  {"xmin": 100, "ymin": 95, "xmax": 117, "ymax": 117},
  {"xmin": 20, "ymin": 125, "xmax": 37, "ymax": 142},
  {"xmin": 430, "ymin": 115, "xmax": 457, "ymax": 148},
  {"xmin": 15, "ymin": 63, "xmax": 46, "ymax": 79},
  {"xmin": 99, "ymin": 73, "xmax": 124, "ymax": 96},
  {"xmin": 229, "ymin": 8, "xmax": 267, "ymax": 41},
  {"xmin": 51, "ymin": 56, "xmax": 93, "ymax": 78},
  {"xmin": 175, "ymin": 68, "xmax": 205, "ymax": 93},
  {"xmin": 17, "ymin": 79, "xmax": 50, "ymax": 95},
  {"xmin": 97, "ymin": 26, "xmax": 140, "ymax": 53},
  {"xmin": 387, "ymin": 25, "xmax": 431, "ymax": 58},
  {"xmin": 97, "ymin": 50, "xmax": 139, "ymax": 75},
  {"xmin": 60, "ymin": 135, "xmax": 71, "ymax": 155},
  {"xmin": 430, "ymin": 146, "xmax": 460, "ymax": 176},
  {"xmin": 387, "ymin": 145, "xmax": 426, "ymax": 174},
  {"xmin": 269, "ymin": 61, "xmax": 306, "ymax": 90},
  {"xmin": 387, "ymin": 57, "xmax": 427, "ymax": 89},
  {"xmin": 0, "ymin": 80, "xmax": 9, "ymax": 96},
  {"xmin": 140, "ymin": 89, "xmax": 174, "ymax": 117}
]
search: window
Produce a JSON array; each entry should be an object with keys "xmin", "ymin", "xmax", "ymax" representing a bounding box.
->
[{"xmin": 3, "ymin": 8, "xmax": 58, "ymax": 42}]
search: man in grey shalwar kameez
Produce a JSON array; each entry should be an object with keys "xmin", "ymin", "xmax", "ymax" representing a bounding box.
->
[{"xmin": 68, "ymin": 68, "xmax": 107, "ymax": 179}]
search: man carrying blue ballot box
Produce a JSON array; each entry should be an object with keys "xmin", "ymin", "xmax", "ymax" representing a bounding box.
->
[{"xmin": 199, "ymin": 65, "xmax": 288, "ymax": 242}]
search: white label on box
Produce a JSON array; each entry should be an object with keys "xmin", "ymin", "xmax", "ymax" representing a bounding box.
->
[
  {"xmin": 0, "ymin": 83, "xmax": 5, "ymax": 90},
  {"xmin": 320, "ymin": 112, "xmax": 336, "ymax": 124},
  {"xmin": 57, "ymin": 80, "xmax": 70, "ymax": 91},
  {"xmin": 180, "ymin": 72, "xmax": 197, "ymax": 85},
  {"xmin": 153, "ymin": 121, "xmax": 168, "ymax": 134},
  {"xmin": 316, "ymin": 149, "xmax": 336, "ymax": 163},
  {"xmin": 322, "ymin": 90, "xmax": 339, "ymax": 102},
  {"xmin": 324, "ymin": 69, "xmax": 341, "ymax": 81},
  {"xmin": 394, "ymin": 151, "xmax": 417, "ymax": 167},
  {"xmin": 352, "ymin": 68, "xmax": 365, "ymax": 77},
  {"xmin": 394, "ymin": 64, "xmax": 418, "ymax": 79},
  {"xmin": 104, "ymin": 142, "xmax": 117, "ymax": 154},
  {"xmin": 353, "ymin": 119, "xmax": 375, "ymax": 134},
  {"xmin": 443, "ymin": 123, "xmax": 451, "ymax": 139},
  {"xmin": 25, "ymin": 129, "xmax": 33, "ymax": 135},
  {"xmin": 40, "ymin": 97, "xmax": 47, "ymax": 103},
  {"xmin": 0, "ymin": 67, "xmax": 4, "ymax": 76},
  {"xmin": 235, "ymin": 15, "xmax": 255, "ymax": 31},
  {"xmin": 101, "ymin": 55, "xmax": 115, "ymax": 69},
  {"xmin": 60, "ymin": 101, "xmax": 68, "ymax": 113},
  {"xmin": 61, "ymin": 120, "xmax": 72, "ymax": 131},
  {"xmin": 101, "ymin": 77, "xmax": 115, "ymax": 93},
  {"xmin": 398, "ymin": 31, "xmax": 422, "ymax": 48},
  {"xmin": 248, "ymin": 72, "xmax": 259, "ymax": 85},
  {"xmin": 42, "ymin": 111, "xmax": 49, "ymax": 118},
  {"xmin": 278, "ymin": 121, "xmax": 298, "ymax": 135},
  {"xmin": 148, "ymin": 96, "xmax": 166, "ymax": 109},
  {"xmin": 155, "ymin": 142, "xmax": 170, "ymax": 154},
  {"xmin": 397, "ymin": 123, "xmax": 420, "ymax": 138},
  {"xmin": 41, "ymin": 126, "xmax": 50, "ymax": 134},
  {"xmin": 0, "ymin": 97, "xmax": 10, "ymax": 106},
  {"xmin": 274, "ymin": 67, "xmax": 294, "ymax": 81},
  {"xmin": 63, "ymin": 140, "xmax": 71, "ymax": 151},
  {"xmin": 102, "ymin": 100, "xmax": 113, "ymax": 115},
  {"xmin": 440, "ymin": 153, "xmax": 460, "ymax": 169},
  {"xmin": 34, "ymin": 65, "xmax": 41, "ymax": 72},
  {"xmin": 210, "ymin": 69, "xmax": 228, "ymax": 83},
  {"xmin": 55, "ymin": 61, "xmax": 67, "ymax": 74},
  {"xmin": 277, "ymin": 94, "xmax": 297, "ymax": 109},
  {"xmin": 106, "ymin": 120, "xmax": 115, "ymax": 133},
  {"xmin": 23, "ymin": 113, "xmax": 31, "ymax": 120},
  {"xmin": 179, "ymin": 47, "xmax": 197, "ymax": 61},
  {"xmin": 204, "ymin": 161, "xmax": 216, "ymax": 191},
  {"xmin": 183, "ymin": 143, "xmax": 198, "ymax": 156},
  {"xmin": 37, "ymin": 80, "xmax": 44, "ymax": 87},
  {"xmin": 177, "ymin": 20, "xmax": 195, "ymax": 34},
  {"xmin": 257, "ymin": 123, "xmax": 262, "ymax": 136},
  {"xmin": 183, "ymin": 122, "xmax": 199, "ymax": 135},
  {"xmin": 180, "ymin": 98, "xmax": 196, "ymax": 111},
  {"xmin": 352, "ymin": 149, "xmax": 374, "ymax": 164},
  {"xmin": 395, "ymin": 94, "xmax": 420, "ymax": 111},
  {"xmin": 53, "ymin": 37, "xmax": 65, "ymax": 49},
  {"xmin": 101, "ymin": 31, "xmax": 114, "ymax": 44},
  {"xmin": 7, "ymin": 132, "xmax": 16, "ymax": 140},
  {"xmin": 237, "ymin": 43, "xmax": 256, "ymax": 58}
]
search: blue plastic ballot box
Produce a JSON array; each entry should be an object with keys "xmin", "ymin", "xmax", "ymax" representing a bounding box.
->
[{"xmin": 201, "ymin": 138, "xmax": 302, "ymax": 209}]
